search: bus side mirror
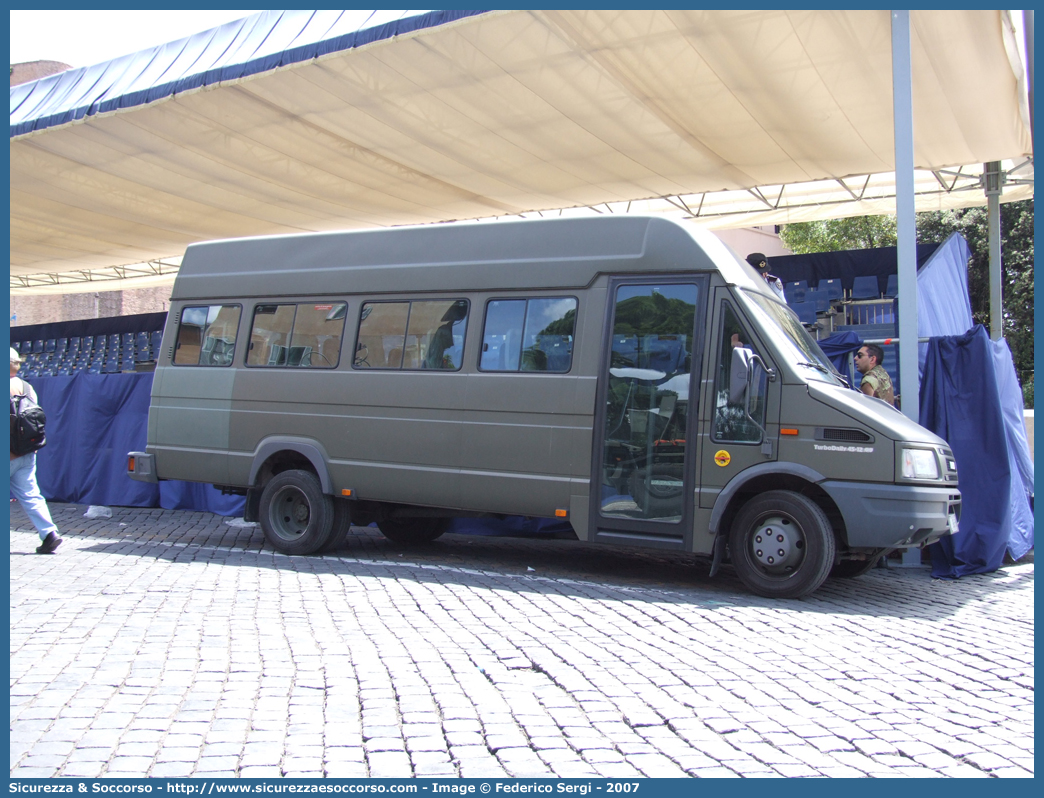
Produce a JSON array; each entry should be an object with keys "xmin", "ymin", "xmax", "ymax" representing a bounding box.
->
[{"xmin": 729, "ymin": 346, "xmax": 775, "ymax": 405}]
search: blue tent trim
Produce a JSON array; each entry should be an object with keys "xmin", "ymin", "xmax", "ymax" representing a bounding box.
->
[{"xmin": 12, "ymin": 10, "xmax": 491, "ymax": 138}]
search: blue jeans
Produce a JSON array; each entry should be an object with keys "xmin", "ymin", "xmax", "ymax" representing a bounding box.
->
[{"xmin": 10, "ymin": 453, "xmax": 58, "ymax": 540}]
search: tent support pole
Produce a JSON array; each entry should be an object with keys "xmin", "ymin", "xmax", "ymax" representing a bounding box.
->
[
  {"xmin": 984, "ymin": 162, "xmax": 1004, "ymax": 341},
  {"xmin": 892, "ymin": 10, "xmax": 919, "ymax": 424}
]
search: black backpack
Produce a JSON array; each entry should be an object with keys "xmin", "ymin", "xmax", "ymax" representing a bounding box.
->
[{"xmin": 10, "ymin": 381, "xmax": 46, "ymax": 457}]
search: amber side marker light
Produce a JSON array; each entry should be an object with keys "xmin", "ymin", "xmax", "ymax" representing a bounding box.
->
[
  {"xmin": 127, "ymin": 456, "xmax": 135, "ymax": 471},
  {"xmin": 555, "ymin": 509, "xmax": 568, "ymax": 518},
  {"xmin": 780, "ymin": 428, "xmax": 799, "ymax": 436},
  {"xmin": 341, "ymin": 489, "xmax": 353, "ymax": 497}
]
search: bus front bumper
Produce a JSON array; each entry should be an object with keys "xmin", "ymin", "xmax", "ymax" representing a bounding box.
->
[{"xmin": 821, "ymin": 480, "xmax": 960, "ymax": 549}]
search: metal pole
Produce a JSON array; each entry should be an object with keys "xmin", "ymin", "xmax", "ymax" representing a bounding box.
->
[
  {"xmin": 984, "ymin": 162, "xmax": 1004, "ymax": 341},
  {"xmin": 892, "ymin": 10, "xmax": 919, "ymax": 424}
]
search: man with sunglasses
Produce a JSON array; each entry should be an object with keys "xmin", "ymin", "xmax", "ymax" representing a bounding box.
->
[{"xmin": 855, "ymin": 343, "xmax": 895, "ymax": 405}]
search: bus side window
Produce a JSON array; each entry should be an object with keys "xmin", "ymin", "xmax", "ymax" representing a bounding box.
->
[
  {"xmin": 480, "ymin": 297, "xmax": 577, "ymax": 373},
  {"xmin": 355, "ymin": 300, "xmax": 468, "ymax": 371},
  {"xmin": 713, "ymin": 302, "xmax": 766, "ymax": 443},
  {"xmin": 173, "ymin": 304, "xmax": 241, "ymax": 366},
  {"xmin": 289, "ymin": 302, "xmax": 347, "ymax": 368},
  {"xmin": 247, "ymin": 305, "xmax": 296, "ymax": 367},
  {"xmin": 411, "ymin": 300, "xmax": 469, "ymax": 370},
  {"xmin": 355, "ymin": 302, "xmax": 409, "ymax": 369},
  {"xmin": 246, "ymin": 302, "xmax": 347, "ymax": 368}
]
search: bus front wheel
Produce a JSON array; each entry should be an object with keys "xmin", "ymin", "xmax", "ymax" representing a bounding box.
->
[
  {"xmin": 259, "ymin": 469, "xmax": 335, "ymax": 555},
  {"xmin": 728, "ymin": 490, "xmax": 835, "ymax": 599}
]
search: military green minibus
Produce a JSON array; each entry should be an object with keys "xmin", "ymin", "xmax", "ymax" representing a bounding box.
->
[{"xmin": 129, "ymin": 216, "xmax": 959, "ymax": 598}]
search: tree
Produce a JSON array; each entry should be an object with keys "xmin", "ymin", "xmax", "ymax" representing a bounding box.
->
[
  {"xmin": 779, "ymin": 201, "xmax": 1034, "ymax": 406},
  {"xmin": 778, "ymin": 215, "xmax": 897, "ymax": 252}
]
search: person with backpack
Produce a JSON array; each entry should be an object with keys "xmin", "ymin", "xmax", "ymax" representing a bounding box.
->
[{"xmin": 10, "ymin": 347, "xmax": 61, "ymax": 553}]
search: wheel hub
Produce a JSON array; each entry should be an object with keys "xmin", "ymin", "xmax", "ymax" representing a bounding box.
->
[
  {"xmin": 750, "ymin": 515, "xmax": 804, "ymax": 574},
  {"xmin": 271, "ymin": 488, "xmax": 310, "ymax": 539}
]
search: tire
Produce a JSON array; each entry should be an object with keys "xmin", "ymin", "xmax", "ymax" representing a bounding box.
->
[
  {"xmin": 378, "ymin": 514, "xmax": 448, "ymax": 544},
  {"xmin": 319, "ymin": 496, "xmax": 353, "ymax": 554},
  {"xmin": 830, "ymin": 554, "xmax": 883, "ymax": 579},
  {"xmin": 728, "ymin": 490, "xmax": 836, "ymax": 599},
  {"xmin": 258, "ymin": 469, "xmax": 335, "ymax": 555}
]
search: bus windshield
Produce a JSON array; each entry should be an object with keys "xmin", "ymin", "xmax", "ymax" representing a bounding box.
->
[{"xmin": 738, "ymin": 289, "xmax": 847, "ymax": 386}]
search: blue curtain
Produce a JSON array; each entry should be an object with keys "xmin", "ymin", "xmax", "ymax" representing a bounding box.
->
[
  {"xmin": 816, "ymin": 331, "xmax": 863, "ymax": 388},
  {"xmin": 919, "ymin": 326, "xmax": 1030, "ymax": 577},
  {"xmin": 26, "ymin": 371, "xmax": 244, "ymax": 516}
]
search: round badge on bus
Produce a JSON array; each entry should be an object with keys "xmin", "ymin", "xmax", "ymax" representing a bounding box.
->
[{"xmin": 714, "ymin": 450, "xmax": 731, "ymax": 467}]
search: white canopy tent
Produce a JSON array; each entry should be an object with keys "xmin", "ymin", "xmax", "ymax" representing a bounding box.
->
[{"xmin": 11, "ymin": 8, "xmax": 1033, "ymax": 295}]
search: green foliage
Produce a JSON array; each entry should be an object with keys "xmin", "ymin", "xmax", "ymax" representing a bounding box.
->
[
  {"xmin": 612, "ymin": 294, "xmax": 695, "ymax": 339},
  {"xmin": 779, "ymin": 200, "xmax": 1034, "ymax": 393},
  {"xmin": 778, "ymin": 215, "xmax": 897, "ymax": 253},
  {"xmin": 539, "ymin": 307, "xmax": 576, "ymax": 337}
]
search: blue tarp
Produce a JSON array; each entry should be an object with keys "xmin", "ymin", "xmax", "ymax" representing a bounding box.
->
[
  {"xmin": 916, "ymin": 232, "xmax": 974, "ymax": 374},
  {"xmin": 816, "ymin": 331, "xmax": 863, "ymax": 388},
  {"xmin": 11, "ymin": 10, "xmax": 489, "ymax": 137},
  {"xmin": 25, "ymin": 371, "xmax": 244, "ymax": 516},
  {"xmin": 991, "ymin": 339, "xmax": 1035, "ymax": 503},
  {"xmin": 920, "ymin": 326, "xmax": 1033, "ymax": 577},
  {"xmin": 913, "ymin": 232, "xmax": 1033, "ymax": 569}
]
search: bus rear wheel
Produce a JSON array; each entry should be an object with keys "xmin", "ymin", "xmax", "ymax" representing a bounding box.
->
[
  {"xmin": 259, "ymin": 469, "xmax": 335, "ymax": 555},
  {"xmin": 378, "ymin": 514, "xmax": 448, "ymax": 544},
  {"xmin": 728, "ymin": 490, "xmax": 835, "ymax": 599},
  {"xmin": 319, "ymin": 496, "xmax": 353, "ymax": 553}
]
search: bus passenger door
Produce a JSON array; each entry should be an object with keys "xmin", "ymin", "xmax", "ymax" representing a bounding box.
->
[
  {"xmin": 590, "ymin": 277, "xmax": 707, "ymax": 550},
  {"xmin": 696, "ymin": 291, "xmax": 780, "ymax": 527}
]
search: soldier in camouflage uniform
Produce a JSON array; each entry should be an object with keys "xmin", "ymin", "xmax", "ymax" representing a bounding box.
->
[{"xmin": 855, "ymin": 343, "xmax": 895, "ymax": 405}]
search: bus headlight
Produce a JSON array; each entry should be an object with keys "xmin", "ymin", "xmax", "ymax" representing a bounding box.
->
[{"xmin": 901, "ymin": 448, "xmax": 940, "ymax": 480}]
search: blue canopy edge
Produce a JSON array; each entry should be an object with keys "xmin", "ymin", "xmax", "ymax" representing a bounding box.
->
[{"xmin": 12, "ymin": 10, "xmax": 491, "ymax": 138}]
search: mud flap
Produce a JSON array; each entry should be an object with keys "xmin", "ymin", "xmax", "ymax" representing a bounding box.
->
[
  {"xmin": 244, "ymin": 487, "xmax": 261, "ymax": 523},
  {"xmin": 708, "ymin": 533, "xmax": 727, "ymax": 578}
]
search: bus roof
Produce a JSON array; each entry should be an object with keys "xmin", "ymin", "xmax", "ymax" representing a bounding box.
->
[{"xmin": 171, "ymin": 215, "xmax": 765, "ymax": 301}]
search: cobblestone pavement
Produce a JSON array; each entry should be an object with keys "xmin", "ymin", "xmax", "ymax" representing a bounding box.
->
[{"xmin": 10, "ymin": 502, "xmax": 1034, "ymax": 779}]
